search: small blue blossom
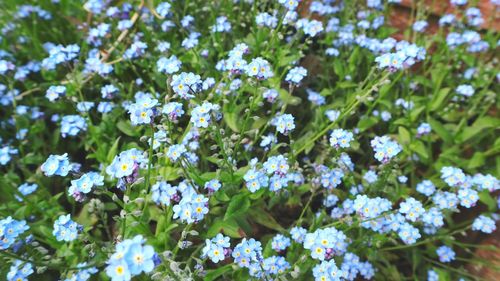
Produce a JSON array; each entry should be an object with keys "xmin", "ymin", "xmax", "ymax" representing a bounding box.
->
[
  {"xmin": 271, "ymin": 234, "xmax": 291, "ymax": 252},
  {"xmin": 416, "ymin": 180, "xmax": 436, "ymax": 196},
  {"xmin": 329, "ymin": 129, "xmax": 354, "ymax": 148},
  {"xmin": 271, "ymin": 113, "xmax": 295, "ymax": 135},
  {"xmin": 204, "ymin": 179, "xmax": 221, "ymax": 193},
  {"xmin": 53, "ymin": 214, "xmax": 80, "ymax": 242},
  {"xmin": 285, "ymin": 66, "xmax": 307, "ymax": 84},
  {"xmin": 0, "ymin": 217, "xmax": 29, "ymax": 250},
  {"xmin": 436, "ymin": 246, "xmax": 455, "ymax": 263},
  {"xmin": 61, "ymin": 115, "xmax": 87, "ymax": 137},
  {"xmin": 41, "ymin": 153, "xmax": 71, "ymax": 177},
  {"xmin": 371, "ymin": 136, "xmax": 402, "ymax": 163},
  {"xmin": 7, "ymin": 260, "xmax": 34, "ymax": 281},
  {"xmin": 171, "ymin": 72, "xmax": 202, "ymax": 99},
  {"xmin": 472, "ymin": 215, "xmax": 496, "ymax": 233},
  {"xmin": 46, "ymin": 85, "xmax": 66, "ymax": 101},
  {"xmin": 157, "ymin": 55, "xmax": 181, "ymax": 74}
]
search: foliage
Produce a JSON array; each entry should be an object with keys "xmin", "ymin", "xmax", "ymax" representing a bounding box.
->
[{"xmin": 0, "ymin": 0, "xmax": 499, "ymax": 281}]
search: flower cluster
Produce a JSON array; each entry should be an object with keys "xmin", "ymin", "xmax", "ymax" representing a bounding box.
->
[
  {"xmin": 106, "ymin": 148, "xmax": 147, "ymax": 187},
  {"xmin": 329, "ymin": 129, "xmax": 354, "ymax": 148},
  {"xmin": 53, "ymin": 214, "xmax": 81, "ymax": 242},
  {"xmin": 105, "ymin": 235, "xmax": 157, "ymax": 281},
  {"xmin": 1, "ymin": 0, "xmax": 499, "ymax": 280},
  {"xmin": 0, "ymin": 217, "xmax": 29, "ymax": 250},
  {"xmin": 172, "ymin": 190, "xmax": 209, "ymax": 224},
  {"xmin": 371, "ymin": 136, "xmax": 402, "ymax": 163},
  {"xmin": 201, "ymin": 233, "xmax": 231, "ymax": 263},
  {"xmin": 68, "ymin": 172, "xmax": 104, "ymax": 200},
  {"xmin": 303, "ymin": 227, "xmax": 348, "ymax": 260},
  {"xmin": 41, "ymin": 153, "xmax": 72, "ymax": 177},
  {"xmin": 190, "ymin": 102, "xmax": 221, "ymax": 128}
]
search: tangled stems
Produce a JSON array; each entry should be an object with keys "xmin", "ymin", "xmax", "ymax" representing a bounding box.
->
[
  {"xmin": 0, "ymin": 249, "xmax": 101, "ymax": 271},
  {"xmin": 381, "ymin": 225, "xmax": 472, "ymax": 251},
  {"xmin": 293, "ymin": 70, "xmax": 391, "ymax": 158}
]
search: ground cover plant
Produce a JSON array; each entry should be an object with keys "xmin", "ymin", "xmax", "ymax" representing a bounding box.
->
[{"xmin": 0, "ymin": 0, "xmax": 499, "ymax": 280}]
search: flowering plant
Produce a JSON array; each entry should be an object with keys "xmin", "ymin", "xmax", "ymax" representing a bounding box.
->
[{"xmin": 0, "ymin": 0, "xmax": 499, "ymax": 281}]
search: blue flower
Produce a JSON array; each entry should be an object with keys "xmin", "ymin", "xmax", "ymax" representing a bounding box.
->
[
  {"xmin": 397, "ymin": 223, "xmax": 421, "ymax": 244},
  {"xmin": 53, "ymin": 214, "xmax": 80, "ymax": 242},
  {"xmin": 151, "ymin": 181, "xmax": 178, "ymax": 206},
  {"xmin": 124, "ymin": 243, "xmax": 156, "ymax": 274},
  {"xmin": 46, "ymin": 85, "xmax": 66, "ymax": 101},
  {"xmin": 106, "ymin": 235, "xmax": 157, "ymax": 281},
  {"xmin": 320, "ymin": 167, "xmax": 345, "ymax": 189},
  {"xmin": 297, "ymin": 19, "xmax": 324, "ymax": 37},
  {"xmin": 303, "ymin": 227, "xmax": 348, "ymax": 260},
  {"xmin": 436, "ymin": 246, "xmax": 455, "ymax": 263},
  {"xmin": 412, "ymin": 20, "xmax": 428, "ymax": 32},
  {"xmin": 128, "ymin": 96, "xmax": 158, "ymax": 125},
  {"xmin": 398, "ymin": 197, "xmax": 424, "ymax": 222},
  {"xmin": 263, "ymin": 89, "xmax": 279, "ymax": 103},
  {"xmin": 171, "ymin": 72, "xmax": 202, "ymax": 99},
  {"xmin": 456, "ymin": 84, "xmax": 474, "ymax": 97},
  {"xmin": 16, "ymin": 183, "xmax": 38, "ymax": 201},
  {"xmin": 306, "ymin": 89, "xmax": 325, "ymax": 105},
  {"xmin": 440, "ymin": 166, "xmax": 466, "ymax": 187},
  {"xmin": 246, "ymin": 57, "xmax": 273, "ymax": 80},
  {"xmin": 0, "ymin": 146, "xmax": 18, "ymax": 165},
  {"xmin": 101, "ymin": 84, "xmax": 119, "ymax": 99},
  {"xmin": 172, "ymin": 192, "xmax": 209, "ymax": 223},
  {"xmin": 61, "ymin": 115, "xmax": 87, "ymax": 137},
  {"xmin": 204, "ymin": 179, "xmax": 221, "ymax": 193},
  {"xmin": 106, "ymin": 148, "xmax": 147, "ymax": 180},
  {"xmin": 290, "ymin": 226, "xmax": 307, "ymax": 243},
  {"xmin": 77, "ymin": 101, "xmax": 95, "ymax": 112},
  {"xmin": 156, "ymin": 2, "xmax": 171, "ymax": 17},
  {"xmin": 472, "ymin": 215, "xmax": 496, "ymax": 233},
  {"xmin": 371, "ymin": 136, "xmax": 402, "ymax": 163},
  {"xmin": 271, "ymin": 234, "xmax": 291, "ymax": 251},
  {"xmin": 157, "ymin": 55, "xmax": 181, "ymax": 74},
  {"xmin": 416, "ymin": 180, "xmax": 435, "ymax": 196},
  {"xmin": 256, "ymin": 13, "xmax": 278, "ymax": 28},
  {"xmin": 123, "ymin": 41, "xmax": 148, "ymax": 60},
  {"xmin": 329, "ymin": 129, "xmax": 354, "ymax": 148},
  {"xmin": 312, "ymin": 259, "xmax": 343, "ymax": 281},
  {"xmin": 106, "ymin": 259, "xmax": 132, "ymax": 281},
  {"xmin": 167, "ymin": 144, "xmax": 187, "ymax": 162},
  {"xmin": 232, "ymin": 238, "xmax": 263, "ymax": 267},
  {"xmin": 7, "ymin": 260, "xmax": 33, "ymax": 281},
  {"xmin": 279, "ymin": 0, "xmax": 300, "ymax": 10},
  {"xmin": 211, "ymin": 16, "xmax": 231, "ymax": 33},
  {"xmin": 41, "ymin": 153, "xmax": 71, "ymax": 176},
  {"xmin": 271, "ymin": 114, "xmax": 295, "ymax": 135},
  {"xmin": 285, "ymin": 66, "xmax": 307, "ymax": 84},
  {"xmin": 0, "ymin": 217, "xmax": 29, "ymax": 250},
  {"xmin": 69, "ymin": 172, "xmax": 104, "ymax": 197}
]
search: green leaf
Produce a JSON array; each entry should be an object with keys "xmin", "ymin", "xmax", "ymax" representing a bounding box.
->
[
  {"xmin": 429, "ymin": 87, "xmax": 451, "ymax": 112},
  {"xmin": 357, "ymin": 117, "xmax": 378, "ymax": 131},
  {"xmin": 398, "ymin": 126, "xmax": 411, "ymax": 145},
  {"xmin": 478, "ymin": 190, "xmax": 496, "ymax": 211},
  {"xmin": 410, "ymin": 140, "xmax": 429, "ymax": 161},
  {"xmin": 458, "ymin": 116, "xmax": 500, "ymax": 143},
  {"xmin": 467, "ymin": 152, "xmax": 485, "ymax": 170},
  {"xmin": 428, "ymin": 118, "xmax": 453, "ymax": 144},
  {"xmin": 106, "ymin": 137, "xmax": 121, "ymax": 164},
  {"xmin": 117, "ymin": 120, "xmax": 139, "ymax": 137},
  {"xmin": 207, "ymin": 218, "xmax": 245, "ymax": 238},
  {"xmin": 205, "ymin": 264, "xmax": 233, "ymax": 281},
  {"xmin": 223, "ymin": 109, "xmax": 241, "ymax": 133},
  {"xmin": 247, "ymin": 208, "xmax": 285, "ymax": 232},
  {"xmin": 224, "ymin": 194, "xmax": 250, "ymax": 220}
]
